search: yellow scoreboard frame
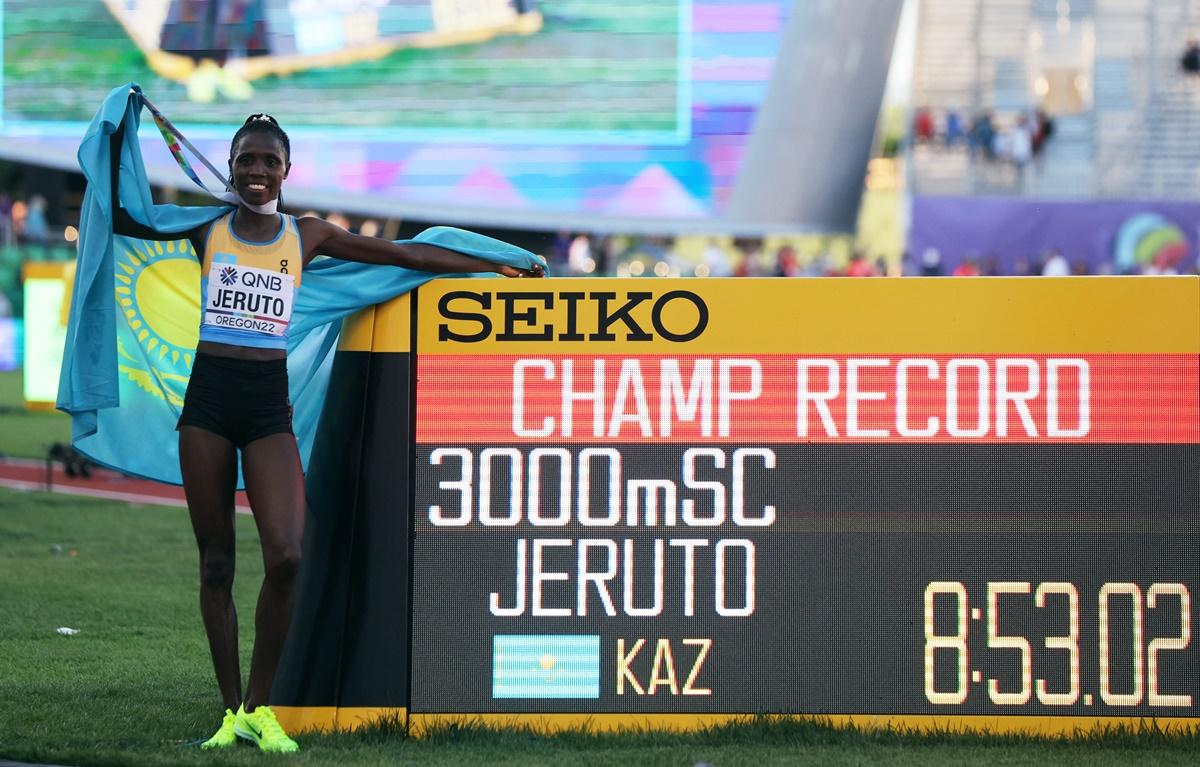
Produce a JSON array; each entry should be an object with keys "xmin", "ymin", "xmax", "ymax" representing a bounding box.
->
[{"xmin": 273, "ymin": 276, "xmax": 1200, "ymax": 737}]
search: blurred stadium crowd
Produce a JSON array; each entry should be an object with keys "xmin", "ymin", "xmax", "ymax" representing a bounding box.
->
[
  {"xmin": 911, "ymin": 106, "xmax": 1055, "ymax": 167},
  {"xmin": 4, "ymin": 179, "xmax": 1199, "ymax": 324}
]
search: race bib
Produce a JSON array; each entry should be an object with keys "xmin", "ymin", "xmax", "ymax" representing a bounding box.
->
[{"xmin": 203, "ymin": 262, "xmax": 295, "ymax": 337}]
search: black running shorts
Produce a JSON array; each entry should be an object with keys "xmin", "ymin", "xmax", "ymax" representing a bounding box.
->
[{"xmin": 177, "ymin": 352, "xmax": 292, "ymax": 448}]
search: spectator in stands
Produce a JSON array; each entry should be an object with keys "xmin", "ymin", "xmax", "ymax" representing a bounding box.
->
[
  {"xmin": 640, "ymin": 236, "xmax": 670, "ymax": 266},
  {"xmin": 1181, "ymin": 37, "xmax": 1200, "ymax": 76},
  {"xmin": 663, "ymin": 238, "xmax": 687, "ymax": 276},
  {"xmin": 594, "ymin": 235, "xmax": 616, "ymax": 275},
  {"xmin": 701, "ymin": 238, "xmax": 733, "ymax": 278},
  {"xmin": 991, "ymin": 127, "xmax": 1011, "ymax": 162},
  {"xmin": 944, "ymin": 111, "xmax": 965, "ymax": 147},
  {"xmin": 567, "ymin": 233, "xmax": 592, "ymax": 275},
  {"xmin": 548, "ymin": 230, "xmax": 572, "ymax": 270},
  {"xmin": 913, "ymin": 107, "xmax": 936, "ymax": 144},
  {"xmin": 324, "ymin": 211, "xmax": 351, "ymax": 231},
  {"xmin": 732, "ymin": 253, "xmax": 752, "ymax": 277},
  {"xmin": 919, "ymin": 247, "xmax": 943, "ymax": 276},
  {"xmin": 969, "ymin": 112, "xmax": 996, "ymax": 159},
  {"xmin": 1030, "ymin": 251, "xmax": 1047, "ymax": 275},
  {"xmin": 732, "ymin": 238, "xmax": 764, "ymax": 277},
  {"xmin": 0, "ymin": 195, "xmax": 12, "ymax": 247},
  {"xmin": 774, "ymin": 245, "xmax": 799, "ymax": 277},
  {"xmin": 355, "ymin": 219, "xmax": 380, "ymax": 238},
  {"xmin": 803, "ymin": 250, "xmax": 831, "ymax": 277},
  {"xmin": 952, "ymin": 254, "xmax": 981, "ymax": 277},
  {"xmin": 22, "ymin": 195, "xmax": 50, "ymax": 250},
  {"xmin": 1010, "ymin": 114, "xmax": 1034, "ymax": 167},
  {"xmin": 1042, "ymin": 248, "xmax": 1070, "ymax": 277},
  {"xmin": 1032, "ymin": 108, "xmax": 1055, "ymax": 154},
  {"xmin": 845, "ymin": 251, "xmax": 874, "ymax": 277}
]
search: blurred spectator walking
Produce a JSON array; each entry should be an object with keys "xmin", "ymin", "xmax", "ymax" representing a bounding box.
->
[
  {"xmin": 1182, "ymin": 37, "xmax": 1200, "ymax": 76},
  {"xmin": 22, "ymin": 195, "xmax": 50, "ymax": 250},
  {"xmin": 970, "ymin": 112, "xmax": 996, "ymax": 158},
  {"xmin": 0, "ymin": 194, "xmax": 12, "ymax": 247},
  {"xmin": 944, "ymin": 111, "xmax": 965, "ymax": 147},
  {"xmin": 913, "ymin": 107, "xmax": 936, "ymax": 144},
  {"xmin": 1033, "ymin": 109, "xmax": 1055, "ymax": 155},
  {"xmin": 1010, "ymin": 114, "xmax": 1034, "ymax": 168}
]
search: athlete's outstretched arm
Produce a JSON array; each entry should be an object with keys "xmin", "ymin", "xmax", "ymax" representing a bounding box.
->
[
  {"xmin": 297, "ymin": 217, "xmax": 544, "ymax": 278},
  {"xmin": 108, "ymin": 126, "xmax": 208, "ymax": 250}
]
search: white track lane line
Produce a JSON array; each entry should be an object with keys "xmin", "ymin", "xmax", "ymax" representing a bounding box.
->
[{"xmin": 0, "ymin": 477, "xmax": 252, "ymax": 514}]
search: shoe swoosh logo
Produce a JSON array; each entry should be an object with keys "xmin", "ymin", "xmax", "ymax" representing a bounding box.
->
[{"xmin": 238, "ymin": 718, "xmax": 262, "ymax": 738}]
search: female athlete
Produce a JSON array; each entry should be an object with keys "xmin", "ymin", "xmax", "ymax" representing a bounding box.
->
[{"xmin": 110, "ymin": 113, "xmax": 543, "ymax": 752}]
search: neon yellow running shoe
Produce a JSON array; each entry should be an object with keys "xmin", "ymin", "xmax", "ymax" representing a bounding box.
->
[
  {"xmin": 234, "ymin": 704, "xmax": 299, "ymax": 753},
  {"xmin": 200, "ymin": 708, "xmax": 237, "ymax": 750}
]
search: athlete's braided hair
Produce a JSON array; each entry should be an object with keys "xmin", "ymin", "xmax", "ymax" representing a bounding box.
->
[{"xmin": 230, "ymin": 113, "xmax": 291, "ymax": 162}]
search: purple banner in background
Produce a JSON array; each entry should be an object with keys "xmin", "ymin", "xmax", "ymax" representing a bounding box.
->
[
  {"xmin": 909, "ymin": 197, "xmax": 1200, "ymax": 275},
  {"xmin": 0, "ymin": 318, "xmax": 21, "ymax": 372}
]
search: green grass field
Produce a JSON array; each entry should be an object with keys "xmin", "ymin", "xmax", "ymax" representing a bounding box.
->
[
  {"xmin": 0, "ymin": 369, "xmax": 71, "ymax": 460},
  {"xmin": 1, "ymin": 369, "xmax": 1197, "ymax": 766},
  {"xmin": 1, "ymin": 488, "xmax": 1198, "ymax": 766}
]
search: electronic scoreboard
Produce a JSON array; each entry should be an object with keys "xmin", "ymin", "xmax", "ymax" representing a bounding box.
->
[
  {"xmin": 410, "ymin": 277, "xmax": 1197, "ymax": 724},
  {"xmin": 280, "ymin": 276, "xmax": 1199, "ymax": 734}
]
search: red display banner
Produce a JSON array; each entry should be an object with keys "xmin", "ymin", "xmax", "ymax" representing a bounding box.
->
[{"xmin": 417, "ymin": 354, "xmax": 1200, "ymax": 444}]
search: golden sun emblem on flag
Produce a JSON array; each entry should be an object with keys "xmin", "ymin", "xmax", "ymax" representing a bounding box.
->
[
  {"xmin": 113, "ymin": 238, "xmax": 200, "ymax": 407},
  {"xmin": 540, "ymin": 653, "xmax": 557, "ymax": 682}
]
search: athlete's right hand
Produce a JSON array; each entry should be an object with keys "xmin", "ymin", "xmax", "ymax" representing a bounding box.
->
[{"xmin": 499, "ymin": 263, "xmax": 546, "ymax": 278}]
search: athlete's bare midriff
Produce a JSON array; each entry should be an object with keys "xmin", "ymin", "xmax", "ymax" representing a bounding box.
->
[{"xmin": 197, "ymin": 340, "xmax": 287, "ymax": 361}]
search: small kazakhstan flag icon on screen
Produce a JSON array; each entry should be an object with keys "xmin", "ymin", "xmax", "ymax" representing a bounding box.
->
[{"xmin": 492, "ymin": 635, "xmax": 601, "ymax": 699}]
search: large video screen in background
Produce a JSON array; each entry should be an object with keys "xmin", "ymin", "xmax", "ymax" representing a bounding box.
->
[{"xmin": 1, "ymin": 0, "xmax": 790, "ymax": 229}]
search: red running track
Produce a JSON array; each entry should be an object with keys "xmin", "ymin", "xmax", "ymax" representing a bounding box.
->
[{"xmin": 0, "ymin": 457, "xmax": 251, "ymax": 513}]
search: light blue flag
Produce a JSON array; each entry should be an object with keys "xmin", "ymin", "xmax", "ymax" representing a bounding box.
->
[
  {"xmin": 58, "ymin": 83, "xmax": 546, "ymax": 486},
  {"xmin": 492, "ymin": 635, "xmax": 601, "ymax": 699}
]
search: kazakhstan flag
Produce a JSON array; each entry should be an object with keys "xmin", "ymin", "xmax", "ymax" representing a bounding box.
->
[{"xmin": 492, "ymin": 635, "xmax": 600, "ymax": 699}]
